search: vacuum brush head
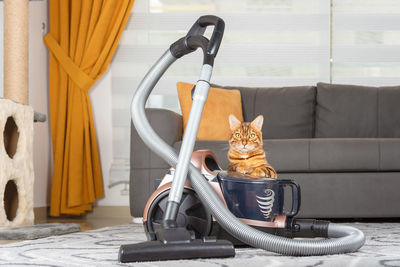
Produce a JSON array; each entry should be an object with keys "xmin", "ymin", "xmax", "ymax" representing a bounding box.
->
[{"xmin": 119, "ymin": 238, "xmax": 235, "ymax": 262}]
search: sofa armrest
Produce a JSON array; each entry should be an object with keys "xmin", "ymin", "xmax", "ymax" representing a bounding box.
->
[
  {"xmin": 130, "ymin": 108, "xmax": 182, "ymax": 216},
  {"xmin": 130, "ymin": 108, "xmax": 182, "ymax": 169}
]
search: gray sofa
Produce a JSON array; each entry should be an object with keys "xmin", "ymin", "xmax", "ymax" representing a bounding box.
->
[{"xmin": 130, "ymin": 82, "xmax": 400, "ymax": 219}]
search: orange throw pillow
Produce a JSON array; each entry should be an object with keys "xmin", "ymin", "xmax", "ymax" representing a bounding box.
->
[{"xmin": 177, "ymin": 82, "xmax": 244, "ymax": 140}]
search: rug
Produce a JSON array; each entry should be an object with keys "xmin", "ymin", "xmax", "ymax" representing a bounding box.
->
[
  {"xmin": 0, "ymin": 223, "xmax": 81, "ymax": 240},
  {"xmin": 0, "ymin": 222, "xmax": 399, "ymax": 266}
]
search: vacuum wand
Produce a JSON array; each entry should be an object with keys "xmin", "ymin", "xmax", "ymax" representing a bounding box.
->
[
  {"xmin": 120, "ymin": 15, "xmax": 234, "ymax": 263},
  {"xmin": 161, "ymin": 15, "xmax": 224, "ymax": 226},
  {"xmin": 163, "ymin": 66, "xmax": 213, "ymax": 225}
]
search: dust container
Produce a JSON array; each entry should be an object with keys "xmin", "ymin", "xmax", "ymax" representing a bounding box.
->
[{"xmin": 217, "ymin": 171, "xmax": 300, "ymax": 222}]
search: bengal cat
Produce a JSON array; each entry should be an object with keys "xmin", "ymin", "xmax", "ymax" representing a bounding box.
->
[{"xmin": 227, "ymin": 114, "xmax": 277, "ymax": 179}]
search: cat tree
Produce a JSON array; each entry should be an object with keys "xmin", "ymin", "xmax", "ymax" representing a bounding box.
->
[{"xmin": 0, "ymin": 0, "xmax": 34, "ymax": 227}]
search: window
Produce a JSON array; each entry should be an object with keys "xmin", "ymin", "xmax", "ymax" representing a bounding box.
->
[{"xmin": 332, "ymin": 0, "xmax": 400, "ymax": 85}]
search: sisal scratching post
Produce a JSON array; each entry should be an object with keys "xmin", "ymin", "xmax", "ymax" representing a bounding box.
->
[
  {"xmin": 4, "ymin": 0, "xmax": 29, "ymax": 104},
  {"xmin": 0, "ymin": 0, "xmax": 33, "ymax": 228}
]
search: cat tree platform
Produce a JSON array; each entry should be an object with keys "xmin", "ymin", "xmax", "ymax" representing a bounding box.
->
[{"xmin": 0, "ymin": 98, "xmax": 34, "ymax": 227}]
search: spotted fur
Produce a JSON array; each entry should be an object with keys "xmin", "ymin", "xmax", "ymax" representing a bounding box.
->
[{"xmin": 227, "ymin": 114, "xmax": 277, "ymax": 179}]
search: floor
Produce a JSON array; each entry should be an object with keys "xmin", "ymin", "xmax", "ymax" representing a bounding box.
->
[
  {"xmin": 1, "ymin": 221, "xmax": 399, "ymax": 266},
  {"xmin": 35, "ymin": 215, "xmax": 133, "ymax": 232}
]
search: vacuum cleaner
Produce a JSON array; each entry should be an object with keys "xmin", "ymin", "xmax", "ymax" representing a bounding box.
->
[
  {"xmin": 119, "ymin": 15, "xmax": 365, "ymax": 263},
  {"xmin": 142, "ymin": 150, "xmax": 303, "ymax": 243}
]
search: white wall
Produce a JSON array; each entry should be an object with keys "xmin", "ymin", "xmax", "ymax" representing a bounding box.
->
[
  {"xmin": 30, "ymin": 1, "xmax": 51, "ymax": 208},
  {"xmin": 91, "ymin": 70, "xmax": 130, "ymax": 206}
]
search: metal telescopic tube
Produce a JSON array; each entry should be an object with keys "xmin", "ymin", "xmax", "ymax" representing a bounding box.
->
[{"xmin": 163, "ymin": 64, "xmax": 213, "ymax": 222}]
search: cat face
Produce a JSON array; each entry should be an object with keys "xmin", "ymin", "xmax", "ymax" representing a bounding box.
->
[{"xmin": 228, "ymin": 114, "xmax": 263, "ymax": 152}]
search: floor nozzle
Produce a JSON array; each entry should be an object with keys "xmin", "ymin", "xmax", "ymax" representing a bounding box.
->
[
  {"xmin": 119, "ymin": 221, "xmax": 234, "ymax": 262},
  {"xmin": 156, "ymin": 226, "xmax": 193, "ymax": 244}
]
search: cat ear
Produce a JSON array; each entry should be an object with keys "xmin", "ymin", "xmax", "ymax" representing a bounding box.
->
[
  {"xmin": 251, "ymin": 115, "xmax": 264, "ymax": 131},
  {"xmin": 228, "ymin": 114, "xmax": 241, "ymax": 130}
]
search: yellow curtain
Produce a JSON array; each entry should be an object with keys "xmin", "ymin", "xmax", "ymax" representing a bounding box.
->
[{"xmin": 44, "ymin": 0, "xmax": 134, "ymax": 216}]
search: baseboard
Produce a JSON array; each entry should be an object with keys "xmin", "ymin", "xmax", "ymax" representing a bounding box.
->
[
  {"xmin": 34, "ymin": 207, "xmax": 48, "ymax": 221},
  {"xmin": 34, "ymin": 206, "xmax": 132, "ymax": 220},
  {"xmin": 85, "ymin": 206, "xmax": 131, "ymax": 219}
]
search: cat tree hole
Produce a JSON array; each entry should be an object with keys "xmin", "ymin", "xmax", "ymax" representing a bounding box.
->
[
  {"xmin": 4, "ymin": 180, "xmax": 19, "ymax": 222},
  {"xmin": 3, "ymin": 116, "xmax": 19, "ymax": 159}
]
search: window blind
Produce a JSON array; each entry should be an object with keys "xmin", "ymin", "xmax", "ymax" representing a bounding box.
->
[{"xmin": 332, "ymin": 0, "xmax": 400, "ymax": 85}]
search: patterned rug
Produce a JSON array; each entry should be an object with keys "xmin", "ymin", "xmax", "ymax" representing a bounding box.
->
[
  {"xmin": 0, "ymin": 222, "xmax": 399, "ymax": 266},
  {"xmin": 0, "ymin": 223, "xmax": 81, "ymax": 240}
]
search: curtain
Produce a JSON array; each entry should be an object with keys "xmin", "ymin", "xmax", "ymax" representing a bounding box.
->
[{"xmin": 44, "ymin": 0, "xmax": 134, "ymax": 216}]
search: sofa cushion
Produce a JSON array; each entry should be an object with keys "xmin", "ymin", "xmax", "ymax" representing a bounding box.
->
[
  {"xmin": 310, "ymin": 139, "xmax": 379, "ymax": 172},
  {"xmin": 131, "ymin": 109, "xmax": 182, "ymax": 169},
  {"xmin": 174, "ymin": 139, "xmax": 310, "ymax": 172},
  {"xmin": 177, "ymin": 82, "xmax": 243, "ymax": 140},
  {"xmin": 212, "ymin": 84, "xmax": 316, "ymax": 139},
  {"xmin": 310, "ymin": 138, "xmax": 400, "ymax": 172},
  {"xmin": 379, "ymin": 87, "xmax": 400, "ymax": 137},
  {"xmin": 316, "ymin": 82, "xmax": 400, "ymax": 138},
  {"xmin": 211, "ymin": 84, "xmax": 256, "ymax": 122},
  {"xmin": 379, "ymin": 139, "xmax": 400, "ymax": 170},
  {"xmin": 174, "ymin": 138, "xmax": 400, "ymax": 173}
]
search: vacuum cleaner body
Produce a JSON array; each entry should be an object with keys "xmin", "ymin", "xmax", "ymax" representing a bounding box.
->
[{"xmin": 143, "ymin": 150, "xmax": 302, "ymax": 244}]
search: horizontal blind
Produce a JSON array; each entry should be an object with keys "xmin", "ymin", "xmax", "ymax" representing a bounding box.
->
[
  {"xmin": 109, "ymin": 0, "xmax": 331, "ymax": 186},
  {"xmin": 332, "ymin": 0, "xmax": 400, "ymax": 85}
]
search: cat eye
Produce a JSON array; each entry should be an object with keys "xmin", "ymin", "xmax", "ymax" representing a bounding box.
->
[
  {"xmin": 249, "ymin": 133, "xmax": 256, "ymax": 139},
  {"xmin": 234, "ymin": 133, "xmax": 241, "ymax": 138}
]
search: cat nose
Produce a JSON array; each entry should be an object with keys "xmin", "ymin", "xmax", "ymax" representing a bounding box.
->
[{"xmin": 242, "ymin": 140, "xmax": 247, "ymax": 146}]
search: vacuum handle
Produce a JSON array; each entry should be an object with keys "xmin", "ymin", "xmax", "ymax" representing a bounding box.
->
[
  {"xmin": 279, "ymin": 180, "xmax": 301, "ymax": 217},
  {"xmin": 169, "ymin": 15, "xmax": 225, "ymax": 64},
  {"xmin": 187, "ymin": 15, "xmax": 225, "ymax": 57}
]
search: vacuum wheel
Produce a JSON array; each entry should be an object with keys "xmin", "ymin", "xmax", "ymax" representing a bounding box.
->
[{"xmin": 146, "ymin": 188, "xmax": 212, "ymax": 239}]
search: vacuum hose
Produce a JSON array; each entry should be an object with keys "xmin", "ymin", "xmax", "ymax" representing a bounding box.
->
[{"xmin": 131, "ymin": 50, "xmax": 365, "ymax": 256}]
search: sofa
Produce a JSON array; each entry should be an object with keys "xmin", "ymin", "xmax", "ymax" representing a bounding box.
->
[{"xmin": 129, "ymin": 82, "xmax": 400, "ymax": 219}]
